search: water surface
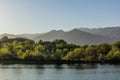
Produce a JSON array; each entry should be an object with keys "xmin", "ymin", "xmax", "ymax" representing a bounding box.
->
[{"xmin": 0, "ymin": 63, "xmax": 120, "ymax": 80}]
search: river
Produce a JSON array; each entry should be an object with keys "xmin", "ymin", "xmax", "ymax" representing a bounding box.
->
[{"xmin": 0, "ymin": 63, "xmax": 120, "ymax": 80}]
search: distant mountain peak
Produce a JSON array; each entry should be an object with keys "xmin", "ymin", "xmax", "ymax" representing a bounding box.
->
[
  {"xmin": 58, "ymin": 30, "xmax": 64, "ymax": 32},
  {"xmin": 70, "ymin": 28, "xmax": 80, "ymax": 32},
  {"xmin": 49, "ymin": 30, "xmax": 57, "ymax": 32},
  {"xmin": 48, "ymin": 30, "xmax": 64, "ymax": 34}
]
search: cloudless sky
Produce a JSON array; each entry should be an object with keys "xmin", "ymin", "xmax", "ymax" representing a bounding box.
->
[{"xmin": 0, "ymin": 0, "xmax": 120, "ymax": 34}]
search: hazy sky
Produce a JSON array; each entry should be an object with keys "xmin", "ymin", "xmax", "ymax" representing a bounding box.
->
[{"xmin": 0, "ymin": 0, "xmax": 120, "ymax": 34}]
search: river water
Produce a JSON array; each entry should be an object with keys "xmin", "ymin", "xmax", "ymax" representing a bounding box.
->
[{"xmin": 0, "ymin": 63, "xmax": 120, "ymax": 80}]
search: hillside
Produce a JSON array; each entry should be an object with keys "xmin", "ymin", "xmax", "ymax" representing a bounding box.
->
[
  {"xmin": 34, "ymin": 29, "xmax": 111, "ymax": 45},
  {"xmin": 0, "ymin": 27, "xmax": 120, "ymax": 45}
]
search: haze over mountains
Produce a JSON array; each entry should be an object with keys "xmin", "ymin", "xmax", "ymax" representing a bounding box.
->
[{"xmin": 0, "ymin": 27, "xmax": 120, "ymax": 45}]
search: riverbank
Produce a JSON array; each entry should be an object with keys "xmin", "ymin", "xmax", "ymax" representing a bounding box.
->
[{"xmin": 0, "ymin": 60, "xmax": 119, "ymax": 65}]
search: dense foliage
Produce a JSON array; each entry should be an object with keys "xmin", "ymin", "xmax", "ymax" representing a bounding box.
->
[{"xmin": 0, "ymin": 36, "xmax": 120, "ymax": 63}]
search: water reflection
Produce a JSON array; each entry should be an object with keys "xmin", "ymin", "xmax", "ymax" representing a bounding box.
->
[
  {"xmin": 0, "ymin": 64, "xmax": 120, "ymax": 80},
  {"xmin": 54, "ymin": 64, "xmax": 64, "ymax": 69},
  {"xmin": 67, "ymin": 63, "xmax": 97, "ymax": 69},
  {"xmin": 0, "ymin": 64, "xmax": 45, "ymax": 69}
]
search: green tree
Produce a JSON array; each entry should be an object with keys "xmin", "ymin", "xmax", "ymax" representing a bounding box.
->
[
  {"xmin": 63, "ymin": 48, "xmax": 85, "ymax": 61},
  {"xmin": 85, "ymin": 46, "xmax": 98, "ymax": 61}
]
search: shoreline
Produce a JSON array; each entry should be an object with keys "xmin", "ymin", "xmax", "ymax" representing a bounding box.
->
[{"xmin": 0, "ymin": 60, "xmax": 119, "ymax": 65}]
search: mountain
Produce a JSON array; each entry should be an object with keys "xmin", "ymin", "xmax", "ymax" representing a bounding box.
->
[
  {"xmin": 79, "ymin": 27, "xmax": 120, "ymax": 42},
  {"xmin": 34, "ymin": 30, "xmax": 65, "ymax": 41},
  {"xmin": 18, "ymin": 33, "xmax": 43, "ymax": 40},
  {"xmin": 0, "ymin": 33, "xmax": 17, "ymax": 38},
  {"xmin": 34, "ymin": 29, "xmax": 111, "ymax": 45},
  {"xmin": 107, "ymin": 29, "xmax": 120, "ymax": 39},
  {"xmin": 0, "ymin": 27, "xmax": 120, "ymax": 45},
  {"xmin": 0, "ymin": 33, "xmax": 43, "ymax": 40},
  {"xmin": 79, "ymin": 27, "xmax": 120, "ymax": 38}
]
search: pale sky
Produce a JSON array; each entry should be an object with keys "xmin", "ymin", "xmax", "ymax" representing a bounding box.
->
[{"xmin": 0, "ymin": 0, "xmax": 120, "ymax": 34}]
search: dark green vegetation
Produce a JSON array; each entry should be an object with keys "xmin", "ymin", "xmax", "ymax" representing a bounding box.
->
[{"xmin": 0, "ymin": 36, "xmax": 120, "ymax": 63}]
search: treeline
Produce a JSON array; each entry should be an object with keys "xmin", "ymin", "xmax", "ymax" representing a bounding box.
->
[{"xmin": 0, "ymin": 36, "xmax": 120, "ymax": 63}]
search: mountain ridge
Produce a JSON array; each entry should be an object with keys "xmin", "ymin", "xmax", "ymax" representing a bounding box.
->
[{"xmin": 0, "ymin": 27, "xmax": 120, "ymax": 45}]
